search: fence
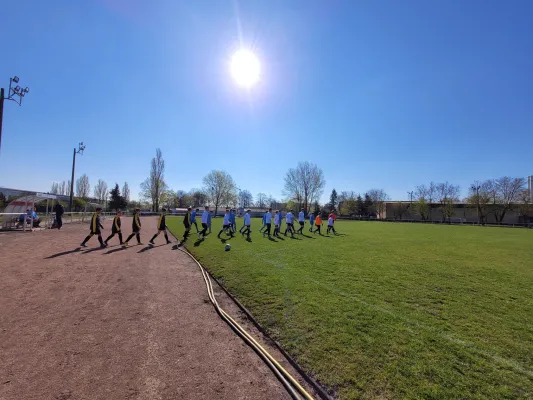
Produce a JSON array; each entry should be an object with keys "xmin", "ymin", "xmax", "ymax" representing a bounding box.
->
[{"xmin": 338, "ymin": 216, "xmax": 533, "ymax": 229}]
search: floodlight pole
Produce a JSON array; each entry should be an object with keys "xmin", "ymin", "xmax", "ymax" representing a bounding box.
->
[
  {"xmin": 0, "ymin": 76, "xmax": 30, "ymax": 154},
  {"xmin": 69, "ymin": 142, "xmax": 86, "ymax": 212},
  {"xmin": 0, "ymin": 88, "xmax": 4, "ymax": 154}
]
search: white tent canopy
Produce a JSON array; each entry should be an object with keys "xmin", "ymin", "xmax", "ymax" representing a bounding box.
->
[
  {"xmin": 2, "ymin": 193, "xmax": 104, "ymax": 230},
  {"xmin": 3, "ymin": 193, "xmax": 59, "ymax": 215}
]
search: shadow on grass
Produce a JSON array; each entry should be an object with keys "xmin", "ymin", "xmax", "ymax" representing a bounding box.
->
[
  {"xmin": 45, "ymin": 248, "xmax": 81, "ymax": 259},
  {"xmin": 289, "ymin": 236, "xmax": 302, "ymax": 240},
  {"xmin": 219, "ymin": 236, "xmax": 235, "ymax": 244},
  {"xmin": 193, "ymin": 239, "xmax": 204, "ymax": 247},
  {"xmin": 171, "ymin": 242, "xmax": 185, "ymax": 250},
  {"xmin": 300, "ymin": 233, "xmax": 316, "ymax": 239}
]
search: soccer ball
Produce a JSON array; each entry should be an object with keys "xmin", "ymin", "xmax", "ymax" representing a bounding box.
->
[{"xmin": 225, "ymin": 243, "xmax": 231, "ymax": 251}]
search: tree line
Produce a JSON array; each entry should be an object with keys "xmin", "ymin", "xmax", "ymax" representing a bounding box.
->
[
  {"xmin": 40, "ymin": 147, "xmax": 531, "ymax": 223},
  {"xmin": 392, "ymin": 177, "xmax": 531, "ymax": 223},
  {"xmin": 135, "ymin": 150, "xmax": 327, "ymax": 215}
]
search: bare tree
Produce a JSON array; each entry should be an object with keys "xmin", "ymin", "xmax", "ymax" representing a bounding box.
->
[
  {"xmin": 202, "ymin": 170, "xmax": 236, "ymax": 217},
  {"xmin": 190, "ymin": 188, "xmax": 208, "ymax": 207},
  {"xmin": 59, "ymin": 181, "xmax": 67, "ymax": 195},
  {"xmin": 415, "ymin": 182, "xmax": 437, "ymax": 220},
  {"xmin": 283, "ymin": 161, "xmax": 326, "ymax": 211},
  {"xmin": 238, "ymin": 190, "xmax": 253, "ymax": 208},
  {"xmin": 122, "ymin": 182, "xmax": 130, "ymax": 202},
  {"xmin": 338, "ymin": 191, "xmax": 359, "ymax": 216},
  {"xmin": 436, "ymin": 182, "xmax": 460, "ymax": 222},
  {"xmin": 50, "ymin": 182, "xmax": 59, "ymax": 194},
  {"xmin": 66, "ymin": 180, "xmax": 72, "ymax": 196},
  {"xmin": 492, "ymin": 177, "xmax": 525, "ymax": 223},
  {"xmin": 266, "ymin": 195, "xmax": 279, "ymax": 209},
  {"xmin": 367, "ymin": 188, "xmax": 390, "ymax": 219},
  {"xmin": 256, "ymin": 193, "xmax": 267, "ymax": 208},
  {"xmin": 93, "ymin": 179, "xmax": 108, "ymax": 203},
  {"xmin": 517, "ymin": 189, "xmax": 532, "ymax": 222},
  {"xmin": 76, "ymin": 174, "xmax": 90, "ymax": 199},
  {"xmin": 140, "ymin": 148, "xmax": 167, "ymax": 211},
  {"xmin": 392, "ymin": 201, "xmax": 410, "ymax": 220},
  {"xmin": 467, "ymin": 180, "xmax": 495, "ymax": 224}
]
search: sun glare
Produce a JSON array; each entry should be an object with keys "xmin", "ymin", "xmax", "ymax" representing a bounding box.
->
[{"xmin": 230, "ymin": 49, "xmax": 261, "ymax": 88}]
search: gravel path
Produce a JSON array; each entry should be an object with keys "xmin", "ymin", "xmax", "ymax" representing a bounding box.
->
[{"xmin": 0, "ymin": 217, "xmax": 314, "ymax": 400}]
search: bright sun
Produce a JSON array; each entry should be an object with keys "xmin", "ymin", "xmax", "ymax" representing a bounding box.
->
[{"xmin": 230, "ymin": 49, "xmax": 261, "ymax": 88}]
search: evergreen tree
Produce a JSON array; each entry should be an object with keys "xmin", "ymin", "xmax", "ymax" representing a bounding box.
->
[
  {"xmin": 0, "ymin": 192, "xmax": 5, "ymax": 210},
  {"xmin": 313, "ymin": 201, "xmax": 320, "ymax": 216},
  {"xmin": 355, "ymin": 195, "xmax": 364, "ymax": 216},
  {"xmin": 109, "ymin": 183, "xmax": 127, "ymax": 211},
  {"xmin": 329, "ymin": 189, "xmax": 338, "ymax": 211},
  {"xmin": 363, "ymin": 193, "xmax": 373, "ymax": 216}
]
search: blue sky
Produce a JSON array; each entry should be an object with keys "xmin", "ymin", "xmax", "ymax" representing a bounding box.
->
[{"xmin": 1, "ymin": 0, "xmax": 532, "ymax": 202}]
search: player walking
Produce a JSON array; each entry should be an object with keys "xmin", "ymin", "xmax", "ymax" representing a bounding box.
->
[
  {"xmin": 53, "ymin": 201, "xmax": 64, "ymax": 230},
  {"xmin": 297, "ymin": 209, "xmax": 305, "ymax": 234},
  {"xmin": 327, "ymin": 215, "xmax": 337, "ymax": 235},
  {"xmin": 149, "ymin": 208, "xmax": 172, "ymax": 245},
  {"xmin": 314, "ymin": 214, "xmax": 322, "ymax": 235},
  {"xmin": 229, "ymin": 209, "xmax": 236, "ymax": 233},
  {"xmin": 284, "ymin": 210, "xmax": 295, "ymax": 237},
  {"xmin": 124, "ymin": 208, "xmax": 142, "ymax": 246},
  {"xmin": 259, "ymin": 210, "xmax": 267, "ymax": 233},
  {"xmin": 198, "ymin": 206, "xmax": 210, "ymax": 239},
  {"xmin": 104, "ymin": 210, "xmax": 123, "ymax": 245},
  {"xmin": 241, "ymin": 209, "xmax": 252, "ymax": 239},
  {"xmin": 183, "ymin": 207, "xmax": 192, "ymax": 240},
  {"xmin": 218, "ymin": 209, "xmax": 234, "ymax": 238},
  {"xmin": 80, "ymin": 207, "xmax": 106, "ymax": 248},
  {"xmin": 190, "ymin": 208, "xmax": 199, "ymax": 232},
  {"xmin": 262, "ymin": 208, "xmax": 273, "ymax": 238},
  {"xmin": 273, "ymin": 210, "xmax": 281, "ymax": 237},
  {"xmin": 308, "ymin": 211, "xmax": 315, "ymax": 232}
]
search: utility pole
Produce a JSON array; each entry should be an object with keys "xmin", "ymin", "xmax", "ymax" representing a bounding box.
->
[
  {"xmin": 69, "ymin": 142, "xmax": 86, "ymax": 212},
  {"xmin": 471, "ymin": 184, "xmax": 481, "ymax": 224},
  {"xmin": 407, "ymin": 191, "xmax": 414, "ymax": 205},
  {"xmin": 0, "ymin": 76, "xmax": 30, "ymax": 154}
]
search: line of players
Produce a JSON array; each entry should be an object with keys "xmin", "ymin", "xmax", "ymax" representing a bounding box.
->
[
  {"xmin": 80, "ymin": 206, "xmax": 338, "ymax": 248},
  {"xmin": 80, "ymin": 207, "xmax": 171, "ymax": 248},
  {"xmin": 213, "ymin": 207, "xmax": 338, "ymax": 240}
]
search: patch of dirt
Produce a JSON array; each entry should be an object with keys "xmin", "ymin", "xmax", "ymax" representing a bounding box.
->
[{"xmin": 0, "ymin": 217, "xmax": 317, "ymax": 400}]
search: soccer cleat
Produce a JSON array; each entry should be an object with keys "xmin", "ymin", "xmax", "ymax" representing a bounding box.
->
[
  {"xmin": 80, "ymin": 243, "xmax": 87, "ymax": 248},
  {"xmin": 166, "ymin": 241, "xmax": 171, "ymax": 244},
  {"xmin": 123, "ymin": 242, "xmax": 129, "ymax": 247},
  {"xmin": 149, "ymin": 241, "xmax": 155, "ymax": 245}
]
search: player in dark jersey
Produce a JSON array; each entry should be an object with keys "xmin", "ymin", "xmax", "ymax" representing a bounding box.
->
[
  {"xmin": 149, "ymin": 208, "xmax": 172, "ymax": 245},
  {"xmin": 183, "ymin": 207, "xmax": 192, "ymax": 241},
  {"xmin": 124, "ymin": 208, "xmax": 142, "ymax": 246},
  {"xmin": 80, "ymin": 208, "xmax": 106, "ymax": 248},
  {"xmin": 104, "ymin": 210, "xmax": 123, "ymax": 245}
]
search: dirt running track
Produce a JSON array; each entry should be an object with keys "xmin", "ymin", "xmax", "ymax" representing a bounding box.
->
[{"xmin": 0, "ymin": 217, "xmax": 314, "ymax": 400}]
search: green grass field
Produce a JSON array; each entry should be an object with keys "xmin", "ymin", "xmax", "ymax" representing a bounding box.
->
[{"xmin": 167, "ymin": 217, "xmax": 533, "ymax": 399}]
